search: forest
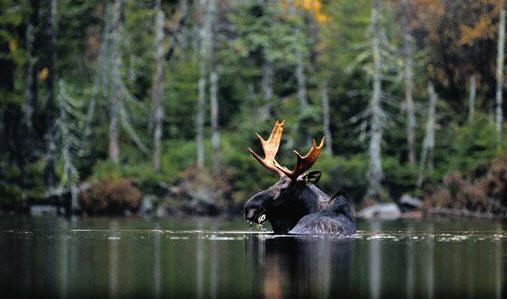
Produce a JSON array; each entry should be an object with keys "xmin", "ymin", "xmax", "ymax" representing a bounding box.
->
[{"xmin": 0, "ymin": 0, "xmax": 506, "ymax": 217}]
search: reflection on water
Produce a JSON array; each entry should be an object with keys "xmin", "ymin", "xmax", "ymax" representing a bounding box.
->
[
  {"xmin": 0, "ymin": 217, "xmax": 506, "ymax": 298},
  {"xmin": 247, "ymin": 235, "xmax": 353, "ymax": 298},
  {"xmin": 369, "ymin": 221, "xmax": 380, "ymax": 299}
]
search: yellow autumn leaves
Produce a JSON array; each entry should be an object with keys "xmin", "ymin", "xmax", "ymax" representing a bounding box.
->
[
  {"xmin": 38, "ymin": 67, "xmax": 49, "ymax": 80},
  {"xmin": 283, "ymin": 0, "xmax": 328, "ymax": 23},
  {"xmin": 458, "ymin": 0, "xmax": 503, "ymax": 46},
  {"xmin": 8, "ymin": 40, "xmax": 17, "ymax": 52},
  {"xmin": 7, "ymin": 39, "xmax": 49, "ymax": 80},
  {"xmin": 417, "ymin": 0, "xmax": 504, "ymax": 46}
]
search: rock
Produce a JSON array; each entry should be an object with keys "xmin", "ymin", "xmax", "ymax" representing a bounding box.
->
[
  {"xmin": 357, "ymin": 202, "xmax": 401, "ymax": 219},
  {"xmin": 30, "ymin": 205, "xmax": 58, "ymax": 216},
  {"xmin": 155, "ymin": 201, "xmax": 168, "ymax": 218},
  {"xmin": 399, "ymin": 194, "xmax": 422, "ymax": 209},
  {"xmin": 139, "ymin": 195, "xmax": 156, "ymax": 215}
]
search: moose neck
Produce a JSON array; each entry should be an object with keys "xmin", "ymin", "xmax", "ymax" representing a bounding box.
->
[{"xmin": 267, "ymin": 184, "xmax": 328, "ymax": 234}]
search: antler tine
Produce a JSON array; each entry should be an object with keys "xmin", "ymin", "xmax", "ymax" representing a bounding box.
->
[
  {"xmin": 248, "ymin": 120, "xmax": 286, "ymax": 176},
  {"xmin": 275, "ymin": 137, "xmax": 325, "ymax": 179}
]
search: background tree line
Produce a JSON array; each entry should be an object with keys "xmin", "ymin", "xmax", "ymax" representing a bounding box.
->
[{"xmin": 0, "ymin": 0, "xmax": 505, "ymax": 215}]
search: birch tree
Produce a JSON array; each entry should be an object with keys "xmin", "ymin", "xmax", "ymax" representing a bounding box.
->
[
  {"xmin": 46, "ymin": 0, "xmax": 57, "ymax": 189},
  {"xmin": 56, "ymin": 80, "xmax": 84, "ymax": 212},
  {"xmin": 260, "ymin": 57, "xmax": 273, "ymax": 122},
  {"xmin": 196, "ymin": 0, "xmax": 210, "ymax": 169},
  {"xmin": 320, "ymin": 80, "xmax": 333, "ymax": 156},
  {"xmin": 23, "ymin": 0, "xmax": 40, "ymax": 131},
  {"xmin": 496, "ymin": 0, "xmax": 505, "ymax": 141},
  {"xmin": 108, "ymin": 0, "xmax": 121, "ymax": 164},
  {"xmin": 288, "ymin": 0, "xmax": 310, "ymax": 146},
  {"xmin": 151, "ymin": 0, "xmax": 165, "ymax": 172},
  {"xmin": 468, "ymin": 74, "xmax": 476, "ymax": 123},
  {"xmin": 417, "ymin": 82, "xmax": 437, "ymax": 188},
  {"xmin": 401, "ymin": 0, "xmax": 416, "ymax": 166},
  {"xmin": 97, "ymin": 0, "xmax": 147, "ymax": 164},
  {"xmin": 367, "ymin": 0, "xmax": 384, "ymax": 198},
  {"xmin": 181, "ymin": 0, "xmax": 189, "ymax": 54},
  {"xmin": 209, "ymin": 0, "xmax": 220, "ymax": 174}
]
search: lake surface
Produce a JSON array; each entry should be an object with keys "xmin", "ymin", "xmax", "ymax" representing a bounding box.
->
[{"xmin": 0, "ymin": 216, "xmax": 506, "ymax": 298}]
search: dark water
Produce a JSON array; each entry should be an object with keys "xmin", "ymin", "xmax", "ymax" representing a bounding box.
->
[{"xmin": 0, "ymin": 216, "xmax": 506, "ymax": 298}]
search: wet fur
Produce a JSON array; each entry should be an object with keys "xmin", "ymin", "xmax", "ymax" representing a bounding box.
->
[
  {"xmin": 244, "ymin": 175, "xmax": 356, "ymax": 235},
  {"xmin": 289, "ymin": 194, "xmax": 356, "ymax": 235},
  {"xmin": 266, "ymin": 184, "xmax": 328, "ymax": 234}
]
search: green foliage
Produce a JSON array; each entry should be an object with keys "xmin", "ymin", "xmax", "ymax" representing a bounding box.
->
[
  {"xmin": 228, "ymin": 1, "xmax": 306, "ymax": 64},
  {"xmin": 91, "ymin": 160, "xmax": 122, "ymax": 180},
  {"xmin": 1, "ymin": 0, "xmax": 506, "ymax": 215},
  {"xmin": 0, "ymin": 159, "xmax": 45, "ymax": 210},
  {"xmin": 164, "ymin": 59, "xmax": 199, "ymax": 139},
  {"xmin": 432, "ymin": 114, "xmax": 501, "ymax": 182}
]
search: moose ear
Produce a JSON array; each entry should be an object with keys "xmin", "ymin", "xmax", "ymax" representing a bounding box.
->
[{"xmin": 302, "ymin": 170, "xmax": 321, "ymax": 184}]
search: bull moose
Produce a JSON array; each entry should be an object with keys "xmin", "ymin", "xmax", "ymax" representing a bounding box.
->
[{"xmin": 244, "ymin": 120, "xmax": 356, "ymax": 235}]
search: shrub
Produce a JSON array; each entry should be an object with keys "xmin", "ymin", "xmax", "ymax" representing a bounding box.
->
[
  {"xmin": 485, "ymin": 155, "xmax": 507, "ymax": 206},
  {"xmin": 425, "ymin": 154, "xmax": 507, "ymax": 214},
  {"xmin": 168, "ymin": 166, "xmax": 223, "ymax": 215},
  {"xmin": 80, "ymin": 177, "xmax": 141, "ymax": 215}
]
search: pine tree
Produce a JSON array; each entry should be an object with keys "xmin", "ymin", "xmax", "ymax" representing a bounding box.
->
[
  {"xmin": 418, "ymin": 82, "xmax": 437, "ymax": 188},
  {"xmin": 152, "ymin": 0, "xmax": 165, "ymax": 172},
  {"xmin": 367, "ymin": 0, "xmax": 384, "ymax": 198},
  {"xmin": 401, "ymin": 0, "xmax": 416, "ymax": 166},
  {"xmin": 45, "ymin": 0, "xmax": 57, "ymax": 189}
]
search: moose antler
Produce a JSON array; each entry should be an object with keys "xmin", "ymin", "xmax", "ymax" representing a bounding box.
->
[
  {"xmin": 249, "ymin": 120, "xmax": 324, "ymax": 179},
  {"xmin": 274, "ymin": 137, "xmax": 325, "ymax": 179},
  {"xmin": 248, "ymin": 120, "xmax": 286, "ymax": 176}
]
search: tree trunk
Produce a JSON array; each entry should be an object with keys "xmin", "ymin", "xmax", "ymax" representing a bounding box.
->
[
  {"xmin": 260, "ymin": 57, "xmax": 273, "ymax": 122},
  {"xmin": 417, "ymin": 82, "xmax": 437, "ymax": 188},
  {"xmin": 196, "ymin": 0, "xmax": 209, "ymax": 169},
  {"xmin": 109, "ymin": 102, "xmax": 120, "ymax": 164},
  {"xmin": 320, "ymin": 80, "xmax": 333, "ymax": 156},
  {"xmin": 259, "ymin": 0, "xmax": 275, "ymax": 123},
  {"xmin": 57, "ymin": 81, "xmax": 80, "ymax": 214},
  {"xmin": 401, "ymin": 0, "xmax": 416, "ymax": 166},
  {"xmin": 108, "ymin": 0, "xmax": 121, "ymax": 164},
  {"xmin": 367, "ymin": 0, "xmax": 383, "ymax": 199},
  {"xmin": 209, "ymin": 0, "xmax": 220, "ymax": 175},
  {"xmin": 181, "ymin": 0, "xmax": 188, "ymax": 54},
  {"xmin": 45, "ymin": 0, "xmax": 57, "ymax": 189},
  {"xmin": 496, "ymin": 0, "xmax": 505, "ymax": 141},
  {"xmin": 468, "ymin": 74, "xmax": 476, "ymax": 123},
  {"xmin": 23, "ymin": 0, "xmax": 40, "ymax": 131},
  {"xmin": 152, "ymin": 0, "xmax": 165, "ymax": 172},
  {"xmin": 296, "ymin": 51, "xmax": 308, "ymax": 114},
  {"xmin": 289, "ymin": 0, "xmax": 310, "ymax": 146}
]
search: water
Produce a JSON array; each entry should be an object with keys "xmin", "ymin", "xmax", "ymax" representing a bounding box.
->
[{"xmin": 0, "ymin": 216, "xmax": 506, "ymax": 298}]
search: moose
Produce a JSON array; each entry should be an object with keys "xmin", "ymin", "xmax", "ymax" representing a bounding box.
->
[{"xmin": 244, "ymin": 120, "xmax": 356, "ymax": 235}]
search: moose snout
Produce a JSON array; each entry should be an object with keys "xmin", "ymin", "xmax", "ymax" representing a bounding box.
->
[
  {"xmin": 244, "ymin": 190, "xmax": 271, "ymax": 224},
  {"xmin": 244, "ymin": 206, "xmax": 267, "ymax": 224},
  {"xmin": 245, "ymin": 208, "xmax": 256, "ymax": 221}
]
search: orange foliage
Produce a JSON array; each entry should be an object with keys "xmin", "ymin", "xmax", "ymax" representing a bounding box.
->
[
  {"xmin": 414, "ymin": 0, "xmax": 503, "ymax": 45},
  {"xmin": 283, "ymin": 0, "xmax": 329, "ymax": 24},
  {"xmin": 80, "ymin": 178, "xmax": 141, "ymax": 215},
  {"xmin": 458, "ymin": 0, "xmax": 503, "ymax": 45},
  {"xmin": 407, "ymin": 0, "xmax": 504, "ymax": 89},
  {"xmin": 426, "ymin": 155, "xmax": 507, "ymax": 213}
]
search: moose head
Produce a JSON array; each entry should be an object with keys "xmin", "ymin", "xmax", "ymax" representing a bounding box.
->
[{"xmin": 244, "ymin": 120, "xmax": 328, "ymax": 234}]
